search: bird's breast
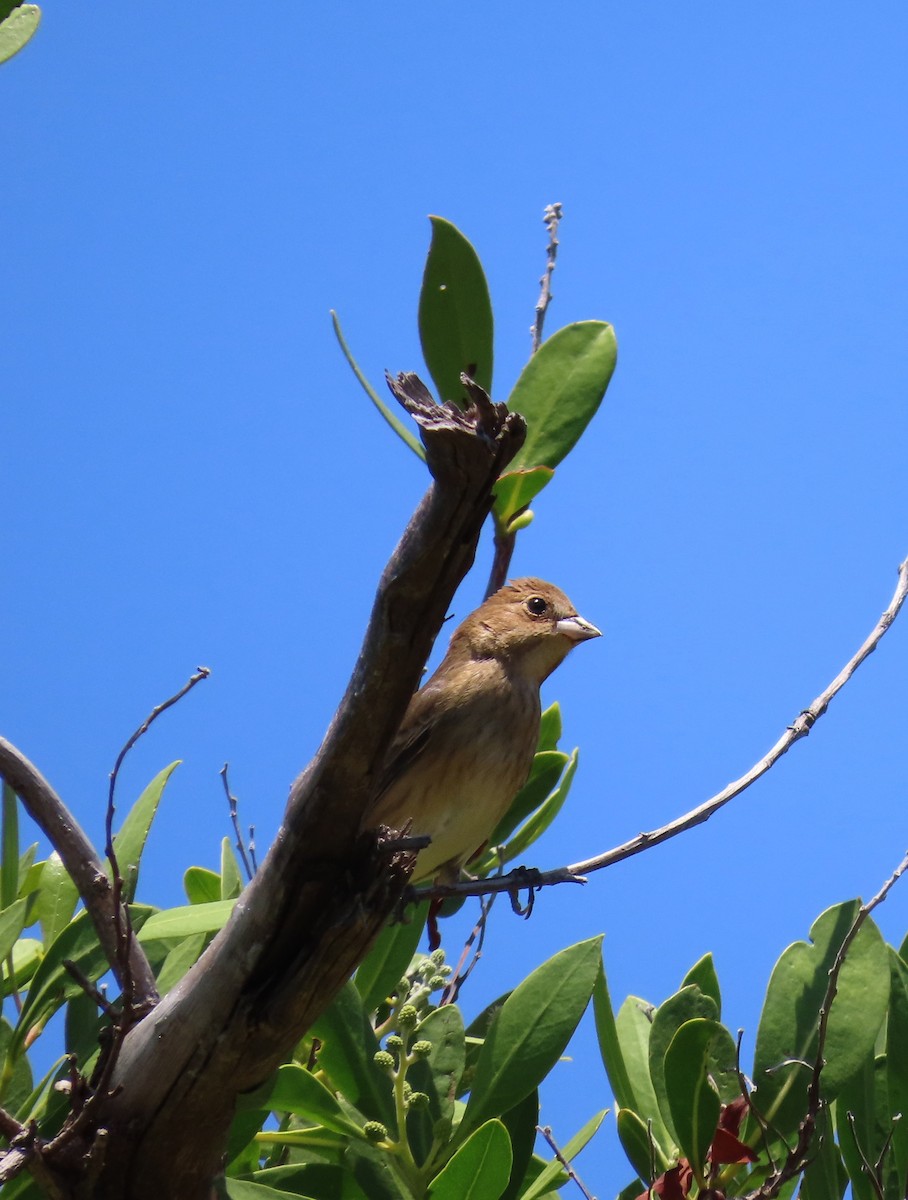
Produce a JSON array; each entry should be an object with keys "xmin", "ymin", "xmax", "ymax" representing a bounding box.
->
[{"xmin": 371, "ymin": 670, "xmax": 541, "ymax": 882}]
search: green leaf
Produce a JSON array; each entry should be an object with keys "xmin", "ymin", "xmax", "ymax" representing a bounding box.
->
[
  {"xmin": 799, "ymin": 1106, "xmax": 847, "ymax": 1200},
  {"xmin": 681, "ymin": 954, "xmax": 721, "ymax": 1017},
  {"xmin": 886, "ymin": 948, "xmax": 908, "ymax": 1198},
  {"xmin": 519, "ymin": 1109, "xmax": 607, "ymax": 1200},
  {"xmin": 460, "ymin": 992, "xmax": 511, "ymax": 1098},
  {"xmin": 17, "ymin": 846, "xmax": 40, "ymax": 899},
  {"xmin": 1, "ymin": 782, "xmax": 19, "ymax": 911},
  {"xmin": 33, "ymin": 852, "xmax": 79, "ymax": 948},
  {"xmin": 835, "ymin": 1053, "xmax": 894, "ymax": 1200},
  {"xmin": 752, "ymin": 901, "xmax": 889, "ymax": 1140},
  {"xmin": 221, "ymin": 838, "xmax": 244, "ymax": 899},
  {"xmin": 311, "ymin": 980, "xmax": 395, "ymax": 1126},
  {"xmin": 0, "ymin": 1016, "xmax": 33, "ymax": 1114},
  {"xmin": 156, "ymin": 932, "xmax": 207, "ymax": 994},
  {"xmin": 354, "ymin": 903, "xmax": 429, "ymax": 1013},
  {"xmin": 0, "ymin": 899, "xmax": 29, "ymax": 962},
  {"xmin": 458, "ymin": 936, "xmax": 602, "ymax": 1142},
  {"xmin": 416, "ymin": 1004, "xmax": 466, "ymax": 1125},
  {"xmin": 616, "ymin": 1107, "xmax": 668, "ymax": 1183},
  {"xmin": 138, "ymin": 900, "xmax": 235, "ymax": 941},
  {"xmin": 1, "ymin": 937, "xmax": 42, "ymax": 997},
  {"xmin": 346, "ymin": 1140, "xmax": 417, "ymax": 1200},
  {"xmin": 499, "ymin": 1088, "xmax": 539, "ymax": 1200},
  {"xmin": 507, "ymin": 321, "xmax": 617, "ymax": 471},
  {"xmin": 223, "ymin": 1180, "xmax": 309, "ymax": 1200},
  {"xmin": 429, "ymin": 1119, "xmax": 511, "ymax": 1200},
  {"xmin": 614, "ymin": 995, "xmax": 674, "ymax": 1153},
  {"xmin": 65, "ymin": 989, "xmax": 102, "ymax": 1069},
  {"xmin": 617, "ymin": 1179, "xmax": 647, "ymax": 1200},
  {"xmin": 184, "ymin": 865, "xmax": 221, "ymax": 904},
  {"xmin": 490, "ymin": 750, "xmax": 578, "ymax": 868},
  {"xmin": 593, "ymin": 960, "xmax": 637, "ymax": 1113},
  {"xmin": 649, "ymin": 985, "xmax": 719, "ymax": 1139},
  {"xmin": 486, "ymin": 751, "xmax": 570, "ymax": 851},
  {"xmin": 331, "ymin": 310, "xmax": 426, "ymax": 461},
  {"xmin": 419, "ymin": 216, "xmax": 493, "ymax": 407},
  {"xmin": 248, "ymin": 1064, "xmax": 366, "ymax": 1139},
  {"xmin": 663, "ymin": 1019, "xmax": 731, "ymax": 1176},
  {"xmin": 492, "ymin": 468, "xmax": 554, "ymax": 534},
  {"xmin": 0, "ymin": 3, "xmax": 40, "ymax": 65},
  {"xmin": 252, "ymin": 1163, "xmax": 365, "ymax": 1200},
  {"xmin": 13, "ymin": 907, "xmax": 153, "ymax": 1056},
  {"xmin": 112, "ymin": 761, "xmax": 179, "ymax": 902},
  {"xmin": 536, "ymin": 705, "xmax": 562, "ymax": 753}
]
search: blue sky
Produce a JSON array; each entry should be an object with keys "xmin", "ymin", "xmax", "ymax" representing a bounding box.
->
[{"xmin": 4, "ymin": 3, "xmax": 908, "ymax": 1189}]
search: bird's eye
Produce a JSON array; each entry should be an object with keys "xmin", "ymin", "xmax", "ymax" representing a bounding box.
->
[{"xmin": 526, "ymin": 596, "xmax": 548, "ymax": 616}]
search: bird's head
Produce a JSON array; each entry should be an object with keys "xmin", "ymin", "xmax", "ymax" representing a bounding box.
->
[{"xmin": 453, "ymin": 577, "xmax": 601, "ymax": 684}]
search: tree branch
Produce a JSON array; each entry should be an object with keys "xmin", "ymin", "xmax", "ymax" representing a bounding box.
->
[
  {"xmin": 0, "ymin": 740, "xmax": 158, "ymax": 1002},
  {"xmin": 82, "ymin": 374, "xmax": 525, "ymax": 1198},
  {"xmin": 419, "ymin": 553, "xmax": 908, "ymax": 901}
]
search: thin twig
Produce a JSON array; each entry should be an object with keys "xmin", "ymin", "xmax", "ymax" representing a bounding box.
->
[
  {"xmin": 487, "ymin": 204, "xmax": 565, "ymax": 601},
  {"xmin": 537, "ymin": 1123, "xmax": 597, "ymax": 1200},
  {"xmin": 220, "ymin": 764, "xmax": 254, "ymax": 882},
  {"xmin": 62, "ymin": 960, "xmax": 116, "ymax": 1018},
  {"xmin": 440, "ymin": 892, "xmax": 495, "ymax": 1006},
  {"xmin": 531, "ymin": 203, "xmax": 563, "ymax": 354},
  {"xmin": 845, "ymin": 1112, "xmax": 886, "ymax": 1200},
  {"xmin": 418, "ymin": 555, "xmax": 908, "ymax": 903},
  {"xmin": 107, "ymin": 666, "xmax": 211, "ymax": 857},
  {"xmin": 105, "ymin": 665, "xmax": 210, "ymax": 1013}
]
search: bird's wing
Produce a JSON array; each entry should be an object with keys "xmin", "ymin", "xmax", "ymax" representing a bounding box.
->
[{"xmin": 370, "ymin": 681, "xmax": 441, "ymax": 808}]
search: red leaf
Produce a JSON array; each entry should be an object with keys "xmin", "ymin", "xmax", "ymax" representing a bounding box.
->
[
  {"xmin": 717, "ymin": 1097, "xmax": 749, "ymax": 1136},
  {"xmin": 634, "ymin": 1161, "xmax": 694, "ymax": 1200},
  {"xmin": 709, "ymin": 1127, "xmax": 758, "ymax": 1165}
]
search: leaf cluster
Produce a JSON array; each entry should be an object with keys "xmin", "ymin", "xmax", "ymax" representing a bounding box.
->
[{"xmin": 596, "ymin": 904, "xmax": 908, "ymax": 1200}]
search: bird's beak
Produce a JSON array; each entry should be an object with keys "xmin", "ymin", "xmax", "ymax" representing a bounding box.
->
[{"xmin": 556, "ymin": 614, "xmax": 602, "ymax": 643}]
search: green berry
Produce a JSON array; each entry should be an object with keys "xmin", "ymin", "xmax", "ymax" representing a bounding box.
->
[
  {"xmin": 373, "ymin": 1050, "xmax": 395, "ymax": 1071},
  {"xmin": 411, "ymin": 1039, "xmax": 433, "ymax": 1057},
  {"xmin": 385, "ymin": 1034, "xmax": 404, "ymax": 1050},
  {"xmin": 363, "ymin": 1121, "xmax": 388, "ymax": 1142},
  {"xmin": 408, "ymin": 1091, "xmax": 430, "ymax": 1110}
]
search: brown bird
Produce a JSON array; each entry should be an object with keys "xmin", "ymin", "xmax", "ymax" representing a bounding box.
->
[{"xmin": 366, "ymin": 578, "xmax": 601, "ymax": 884}]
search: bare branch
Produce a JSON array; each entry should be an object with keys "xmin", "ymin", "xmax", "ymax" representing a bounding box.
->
[
  {"xmin": 220, "ymin": 763, "xmax": 254, "ymax": 882},
  {"xmin": 107, "ymin": 666, "xmax": 211, "ymax": 858},
  {"xmin": 440, "ymin": 892, "xmax": 495, "ymax": 1005},
  {"xmin": 486, "ymin": 205, "xmax": 565, "ymax": 600},
  {"xmin": 537, "ymin": 1123, "xmax": 597, "ymax": 1200},
  {"xmin": 419, "ymin": 554, "xmax": 908, "ymax": 902},
  {"xmin": 531, "ymin": 203, "xmax": 563, "ymax": 354}
]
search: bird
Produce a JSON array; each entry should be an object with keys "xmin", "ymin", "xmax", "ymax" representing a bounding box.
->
[{"xmin": 365, "ymin": 577, "xmax": 601, "ymax": 884}]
